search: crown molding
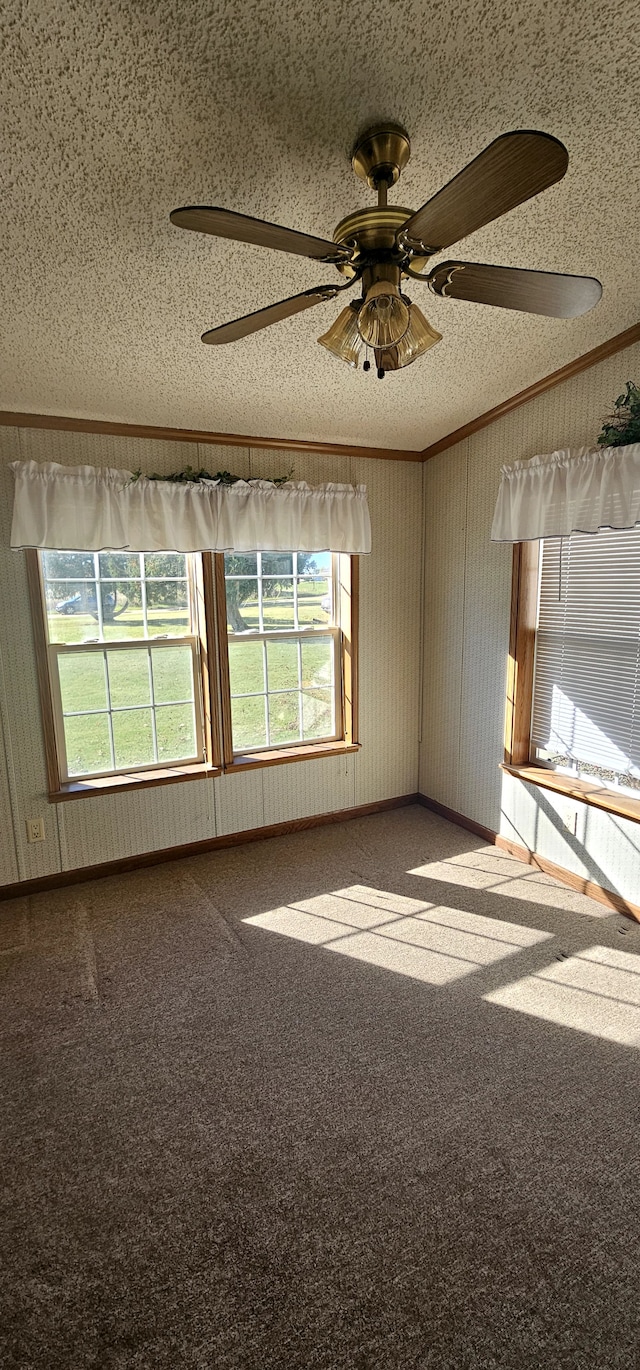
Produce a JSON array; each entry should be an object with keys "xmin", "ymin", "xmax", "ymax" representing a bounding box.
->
[
  {"xmin": 420, "ymin": 322, "xmax": 640, "ymax": 460},
  {"xmin": 0, "ymin": 411, "xmax": 421, "ymax": 464},
  {"xmin": 3, "ymin": 322, "xmax": 638, "ymax": 466}
]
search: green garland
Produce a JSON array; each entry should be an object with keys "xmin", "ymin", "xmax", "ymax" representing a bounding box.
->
[
  {"xmin": 597, "ymin": 381, "xmax": 640, "ymax": 448},
  {"xmin": 130, "ymin": 465, "xmax": 292, "ymax": 485}
]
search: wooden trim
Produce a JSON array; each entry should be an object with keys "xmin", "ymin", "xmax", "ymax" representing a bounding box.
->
[
  {"xmin": 495, "ymin": 834, "xmax": 640, "ymax": 922},
  {"xmin": 28, "ymin": 549, "xmax": 213, "ymax": 794},
  {"xmin": 25, "ymin": 550, "xmax": 62, "ymax": 794},
  {"xmin": 196, "ymin": 553, "xmax": 223, "ymax": 768},
  {"xmin": 418, "ymin": 791, "xmax": 640, "ymax": 922},
  {"xmin": 505, "ymin": 541, "xmax": 539, "ymax": 766},
  {"xmin": 213, "ymin": 553, "xmax": 235, "ymax": 766},
  {"xmin": 214, "ymin": 551, "xmax": 357, "ymax": 767},
  {"xmin": 0, "ymin": 793, "xmax": 419, "ymax": 901},
  {"xmin": 225, "ymin": 741, "xmax": 360, "ymax": 773},
  {"xmin": 348, "ymin": 554, "xmax": 359, "ymax": 745},
  {"xmin": 416, "ymin": 793, "xmax": 496, "ymax": 843},
  {"xmin": 503, "ymin": 534, "xmax": 640, "ymax": 826},
  {"xmin": 5, "ymin": 323, "xmax": 639, "ymax": 467},
  {"xmin": 49, "ymin": 763, "xmax": 221, "ymax": 802},
  {"xmin": 337, "ymin": 553, "xmax": 358, "ymax": 747},
  {"xmin": 502, "ymin": 762, "xmax": 640, "ymax": 827},
  {"xmin": 0, "ymin": 409, "xmax": 420, "ymax": 464},
  {"xmin": 420, "ymin": 322, "xmax": 640, "ymax": 461}
]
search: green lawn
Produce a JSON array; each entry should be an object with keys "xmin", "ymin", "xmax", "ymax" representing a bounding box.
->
[
  {"xmin": 48, "ymin": 605, "xmax": 190, "ymax": 644},
  {"xmin": 49, "ymin": 586, "xmax": 335, "ymax": 772},
  {"xmin": 228, "ymin": 634, "xmax": 334, "ymax": 749},
  {"xmin": 54, "ymin": 634, "xmax": 197, "ymax": 776},
  {"xmin": 227, "ymin": 580, "xmax": 330, "ymax": 632},
  {"xmin": 226, "ymin": 581, "xmax": 336, "ymax": 747}
]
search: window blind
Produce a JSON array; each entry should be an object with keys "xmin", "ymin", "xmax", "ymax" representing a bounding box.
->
[{"xmin": 531, "ymin": 527, "xmax": 640, "ymax": 784}]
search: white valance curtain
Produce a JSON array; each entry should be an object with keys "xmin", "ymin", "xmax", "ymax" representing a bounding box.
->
[
  {"xmin": 491, "ymin": 442, "xmax": 640, "ymax": 542},
  {"xmin": 10, "ymin": 460, "xmax": 372, "ymax": 554}
]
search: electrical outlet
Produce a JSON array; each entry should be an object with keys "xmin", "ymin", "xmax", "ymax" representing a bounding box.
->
[
  {"xmin": 26, "ymin": 817, "xmax": 45, "ymax": 843},
  {"xmin": 562, "ymin": 807, "xmax": 578, "ymax": 836}
]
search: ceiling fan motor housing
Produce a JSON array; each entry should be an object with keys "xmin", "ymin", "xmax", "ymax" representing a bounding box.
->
[
  {"xmin": 332, "ymin": 208, "xmax": 430, "ymax": 278},
  {"xmin": 351, "ymin": 124, "xmax": 411, "ymax": 189}
]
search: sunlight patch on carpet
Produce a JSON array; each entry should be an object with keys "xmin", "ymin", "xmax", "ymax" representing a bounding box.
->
[
  {"xmin": 484, "ymin": 944, "xmax": 640, "ymax": 1047},
  {"xmin": 244, "ymin": 885, "xmax": 551, "ymax": 986},
  {"xmin": 408, "ymin": 847, "xmax": 608, "ymax": 914}
]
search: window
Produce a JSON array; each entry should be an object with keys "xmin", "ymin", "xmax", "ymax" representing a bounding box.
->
[
  {"xmin": 29, "ymin": 548, "xmax": 358, "ymax": 795},
  {"xmin": 504, "ymin": 534, "xmax": 640, "ymax": 823},
  {"xmin": 223, "ymin": 552, "xmax": 338, "ymax": 753},
  {"xmin": 215, "ymin": 551, "xmax": 358, "ymax": 770},
  {"xmin": 37, "ymin": 551, "xmax": 204, "ymax": 783}
]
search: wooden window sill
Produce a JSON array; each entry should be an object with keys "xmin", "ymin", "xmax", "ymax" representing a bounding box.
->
[
  {"xmin": 501, "ymin": 763, "xmax": 640, "ymax": 826},
  {"xmin": 49, "ymin": 743, "xmax": 361, "ymax": 797},
  {"xmin": 50, "ymin": 763, "xmax": 221, "ymax": 802},
  {"xmin": 225, "ymin": 741, "xmax": 361, "ymax": 774}
]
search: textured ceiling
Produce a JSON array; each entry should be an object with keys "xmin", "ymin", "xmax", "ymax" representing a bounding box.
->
[{"xmin": 2, "ymin": 0, "xmax": 639, "ymax": 450}]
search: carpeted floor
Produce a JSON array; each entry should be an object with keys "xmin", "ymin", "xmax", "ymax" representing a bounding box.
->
[{"xmin": 1, "ymin": 804, "xmax": 639, "ymax": 1369}]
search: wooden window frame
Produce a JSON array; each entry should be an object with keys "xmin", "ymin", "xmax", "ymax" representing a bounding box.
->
[
  {"xmin": 27, "ymin": 549, "xmax": 359, "ymax": 800},
  {"xmin": 28, "ymin": 549, "xmax": 220, "ymax": 799},
  {"xmin": 213, "ymin": 551, "xmax": 360, "ymax": 773},
  {"xmin": 502, "ymin": 541, "xmax": 640, "ymax": 826}
]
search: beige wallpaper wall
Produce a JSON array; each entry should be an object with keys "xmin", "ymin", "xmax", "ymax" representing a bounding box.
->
[
  {"xmin": 419, "ymin": 338, "xmax": 640, "ymax": 909},
  {"xmin": 0, "ymin": 429, "xmax": 422, "ymax": 887}
]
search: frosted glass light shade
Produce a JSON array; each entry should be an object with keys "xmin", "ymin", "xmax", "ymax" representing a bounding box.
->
[
  {"xmin": 318, "ymin": 304, "xmax": 363, "ymax": 368},
  {"xmin": 356, "ymin": 280, "xmax": 410, "ymax": 348},
  {"xmin": 375, "ymin": 304, "xmax": 442, "ymax": 370}
]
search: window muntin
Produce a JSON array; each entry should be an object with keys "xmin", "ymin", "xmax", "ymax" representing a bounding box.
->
[
  {"xmin": 531, "ymin": 527, "xmax": 640, "ymax": 795},
  {"xmin": 40, "ymin": 552, "xmax": 203, "ymax": 780},
  {"xmin": 42, "ymin": 551, "xmax": 191, "ymax": 642},
  {"xmin": 223, "ymin": 551, "xmax": 339, "ymax": 752}
]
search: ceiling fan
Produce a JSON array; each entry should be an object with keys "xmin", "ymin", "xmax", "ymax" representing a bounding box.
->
[{"xmin": 170, "ymin": 125, "xmax": 602, "ymax": 379}]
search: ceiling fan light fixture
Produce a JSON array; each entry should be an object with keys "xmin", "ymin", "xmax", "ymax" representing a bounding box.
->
[
  {"xmin": 356, "ymin": 279, "xmax": 410, "ymax": 348},
  {"xmin": 317, "ymin": 301, "xmax": 363, "ymax": 368},
  {"xmin": 376, "ymin": 304, "xmax": 443, "ymax": 370}
]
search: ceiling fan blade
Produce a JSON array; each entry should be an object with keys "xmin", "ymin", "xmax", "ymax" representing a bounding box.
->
[
  {"xmin": 399, "ymin": 131, "xmax": 569, "ymax": 254},
  {"xmin": 171, "ymin": 206, "xmax": 351, "ymax": 264},
  {"xmin": 428, "ymin": 260, "xmax": 602, "ymax": 317},
  {"xmin": 201, "ymin": 286, "xmax": 341, "ymax": 345}
]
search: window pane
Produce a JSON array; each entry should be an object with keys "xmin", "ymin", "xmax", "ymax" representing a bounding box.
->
[
  {"xmin": 101, "ymin": 582, "xmax": 145, "ymax": 640},
  {"xmin": 43, "ymin": 551, "xmax": 94, "ymax": 581},
  {"xmin": 302, "ymin": 688, "xmax": 334, "ymax": 740},
  {"xmin": 232, "ymin": 695, "xmax": 267, "ymax": 750},
  {"xmin": 266, "ymin": 639, "xmax": 299, "ymax": 691},
  {"xmin": 156, "ymin": 704, "xmax": 197, "ymax": 761},
  {"xmin": 151, "ymin": 645, "xmax": 194, "ymax": 703},
  {"xmin": 226, "ymin": 579, "xmax": 259, "ymax": 634},
  {"xmin": 532, "ymin": 529, "xmax": 640, "ymax": 785},
  {"xmin": 45, "ymin": 581, "xmax": 99, "ymax": 644},
  {"xmin": 64, "ymin": 713, "xmax": 112, "ymax": 776},
  {"xmin": 262, "ymin": 578, "xmax": 294, "ymax": 629},
  {"xmin": 107, "ymin": 649, "xmax": 151, "ymax": 708},
  {"xmin": 98, "ymin": 553, "xmax": 140, "ymax": 578},
  {"xmin": 297, "ymin": 578, "xmax": 331, "ymax": 626},
  {"xmin": 58, "ymin": 652, "xmax": 107, "ymax": 714},
  {"xmin": 229, "ymin": 640, "xmax": 264, "ymax": 695},
  {"xmin": 144, "ymin": 553, "xmax": 188, "ymax": 579},
  {"xmin": 268, "ymin": 691, "xmax": 300, "ymax": 744},
  {"xmin": 225, "ymin": 553, "xmax": 257, "ymax": 577},
  {"xmin": 298, "ymin": 552, "xmax": 331, "ymax": 578},
  {"xmin": 112, "ymin": 709, "xmax": 154, "ymax": 768},
  {"xmin": 261, "ymin": 553, "xmax": 293, "ymax": 577},
  {"xmin": 301, "ymin": 636, "xmax": 333, "ymax": 688},
  {"xmin": 145, "ymin": 580, "xmax": 190, "ymax": 637}
]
